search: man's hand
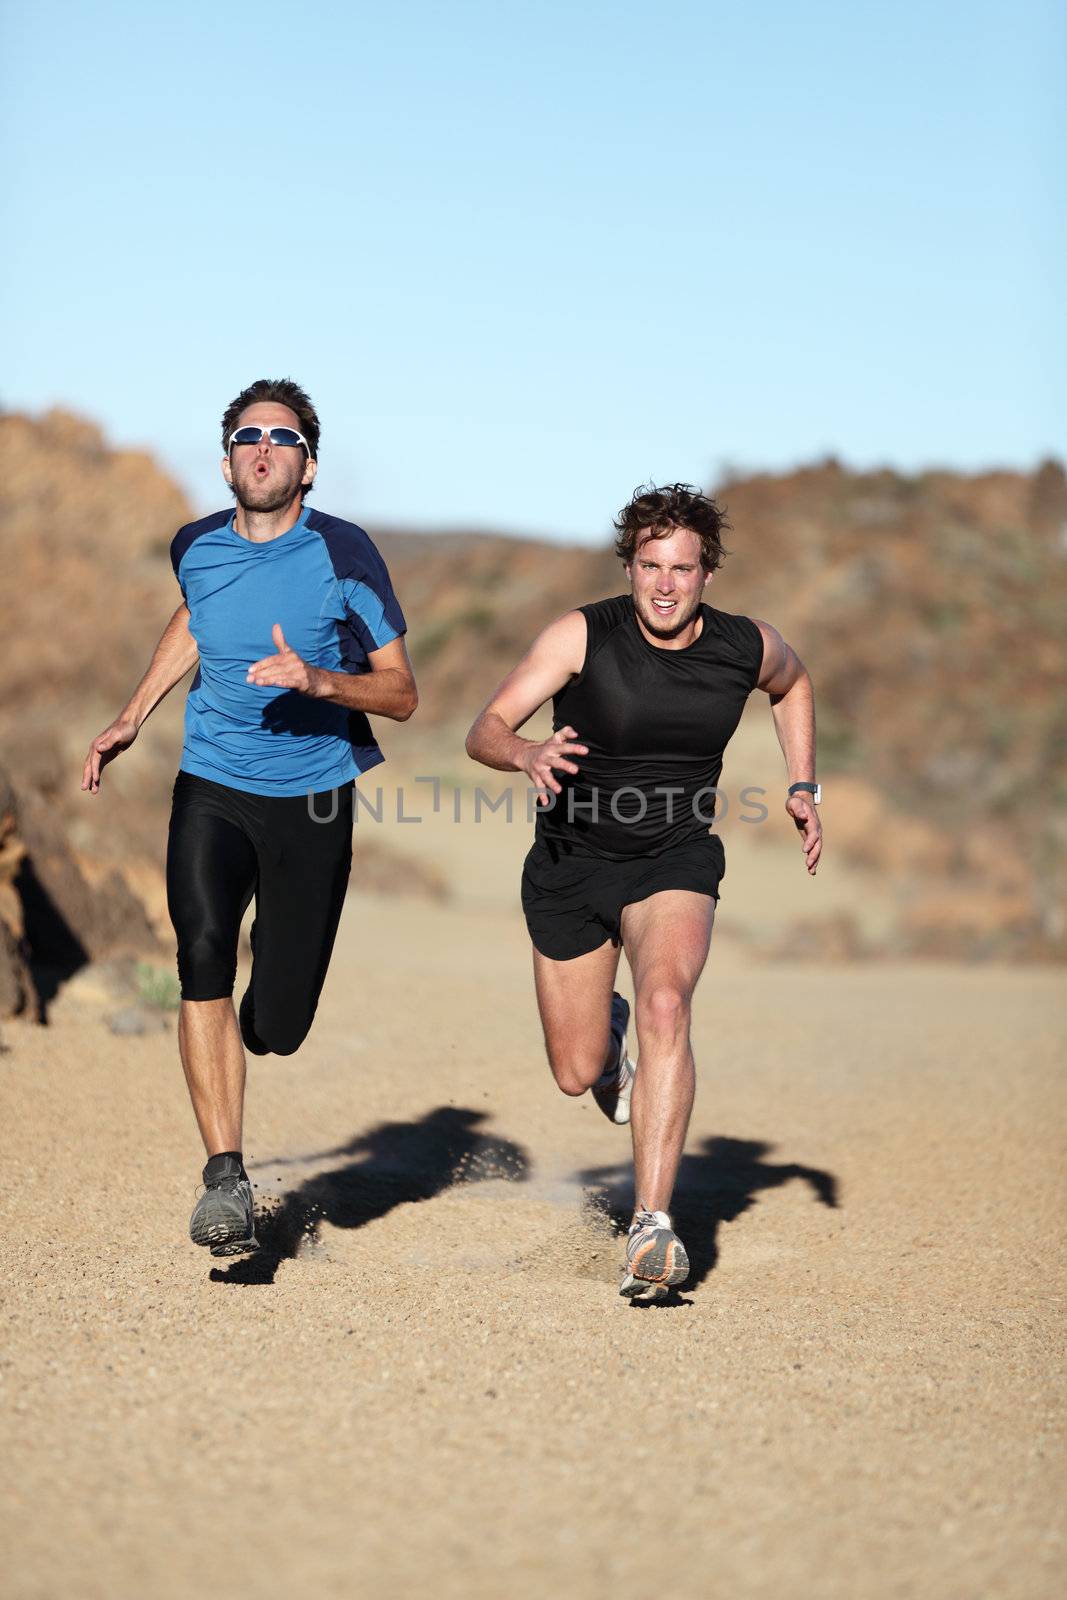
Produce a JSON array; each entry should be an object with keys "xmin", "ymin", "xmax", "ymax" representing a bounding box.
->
[
  {"xmin": 246, "ymin": 624, "xmax": 323, "ymax": 697},
  {"xmin": 786, "ymin": 792, "xmax": 823, "ymax": 876},
  {"xmin": 80, "ymin": 602, "xmax": 197, "ymax": 796},
  {"xmin": 81, "ymin": 717, "xmax": 139, "ymax": 793},
  {"xmin": 520, "ymin": 725, "xmax": 589, "ymax": 805}
]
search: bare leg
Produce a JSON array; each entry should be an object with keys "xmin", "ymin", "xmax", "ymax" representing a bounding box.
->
[
  {"xmin": 177, "ymin": 998, "xmax": 246, "ymax": 1155},
  {"xmin": 620, "ymin": 891, "xmax": 715, "ymax": 1215},
  {"xmin": 532, "ymin": 938, "xmax": 623, "ymax": 1096}
]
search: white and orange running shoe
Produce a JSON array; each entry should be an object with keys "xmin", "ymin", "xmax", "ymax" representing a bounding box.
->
[
  {"xmin": 591, "ymin": 992, "xmax": 636, "ymax": 1126},
  {"xmin": 619, "ymin": 1209, "xmax": 690, "ymax": 1299}
]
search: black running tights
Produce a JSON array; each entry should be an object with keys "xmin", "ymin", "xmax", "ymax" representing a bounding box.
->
[{"xmin": 166, "ymin": 771, "xmax": 353, "ymax": 1056}]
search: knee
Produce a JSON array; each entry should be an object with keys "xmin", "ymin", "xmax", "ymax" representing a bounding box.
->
[
  {"xmin": 253, "ymin": 1016, "xmax": 312, "ymax": 1058},
  {"xmin": 545, "ymin": 1040, "xmax": 605, "ymax": 1098},
  {"xmin": 239, "ymin": 988, "xmax": 314, "ymax": 1058},
  {"xmin": 636, "ymin": 984, "xmax": 690, "ymax": 1042},
  {"xmin": 177, "ymin": 929, "xmax": 236, "ymax": 1001},
  {"xmin": 265, "ymin": 1033, "xmax": 306, "ymax": 1058}
]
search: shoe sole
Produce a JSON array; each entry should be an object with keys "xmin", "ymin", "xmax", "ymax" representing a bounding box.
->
[
  {"xmin": 209, "ymin": 1232, "xmax": 259, "ymax": 1258},
  {"xmin": 190, "ymin": 1196, "xmax": 259, "ymax": 1256},
  {"xmin": 619, "ymin": 1277, "xmax": 668, "ymax": 1301},
  {"xmin": 619, "ymin": 1233, "xmax": 690, "ymax": 1298},
  {"xmin": 190, "ymin": 1216, "xmax": 260, "ymax": 1256}
]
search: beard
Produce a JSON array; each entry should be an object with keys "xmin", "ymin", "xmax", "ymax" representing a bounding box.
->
[
  {"xmin": 631, "ymin": 587, "xmax": 704, "ymax": 640},
  {"xmin": 231, "ymin": 462, "xmax": 305, "ymax": 513}
]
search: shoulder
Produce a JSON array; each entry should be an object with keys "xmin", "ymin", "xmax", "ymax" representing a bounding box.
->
[
  {"xmin": 307, "ymin": 509, "xmax": 406, "ymax": 636},
  {"xmin": 706, "ymin": 605, "xmax": 767, "ymax": 684},
  {"xmin": 706, "ymin": 604, "xmax": 763, "ymax": 645},
  {"xmin": 579, "ymin": 593, "xmax": 633, "ymax": 653},
  {"xmin": 531, "ymin": 607, "xmax": 587, "ymax": 657},
  {"xmin": 305, "ymin": 508, "xmax": 390, "ymax": 582},
  {"xmin": 745, "ymin": 616, "xmax": 794, "ymax": 687},
  {"xmin": 170, "ymin": 509, "xmax": 230, "ymax": 575},
  {"xmin": 579, "ymin": 593, "xmax": 632, "ymax": 631},
  {"xmin": 553, "ymin": 594, "xmax": 630, "ymax": 683}
]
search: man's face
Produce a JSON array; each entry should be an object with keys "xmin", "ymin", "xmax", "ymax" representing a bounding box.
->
[
  {"xmin": 626, "ymin": 526, "xmax": 711, "ymax": 638},
  {"xmin": 222, "ymin": 401, "xmax": 315, "ymax": 512}
]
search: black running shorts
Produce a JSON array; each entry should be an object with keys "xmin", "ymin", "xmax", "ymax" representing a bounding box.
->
[{"xmin": 520, "ymin": 831, "xmax": 725, "ymax": 962}]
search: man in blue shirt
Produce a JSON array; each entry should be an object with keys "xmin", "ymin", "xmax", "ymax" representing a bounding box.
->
[{"xmin": 82, "ymin": 378, "xmax": 417, "ymax": 1258}]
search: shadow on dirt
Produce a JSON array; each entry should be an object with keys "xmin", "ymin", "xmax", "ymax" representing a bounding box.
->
[
  {"xmin": 578, "ymin": 1135, "xmax": 839, "ymax": 1307},
  {"xmin": 211, "ymin": 1105, "xmax": 529, "ymax": 1286}
]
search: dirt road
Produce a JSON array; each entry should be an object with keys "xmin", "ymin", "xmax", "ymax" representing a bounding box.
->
[{"xmin": 1, "ymin": 873, "xmax": 1063, "ymax": 1599}]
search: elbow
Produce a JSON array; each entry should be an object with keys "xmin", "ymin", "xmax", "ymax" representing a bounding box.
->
[{"xmin": 394, "ymin": 682, "xmax": 418, "ymax": 722}]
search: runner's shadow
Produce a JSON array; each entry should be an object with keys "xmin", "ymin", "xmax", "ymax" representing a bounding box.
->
[
  {"xmin": 212, "ymin": 1106, "xmax": 529, "ymax": 1286},
  {"xmin": 578, "ymin": 1136, "xmax": 839, "ymax": 1303}
]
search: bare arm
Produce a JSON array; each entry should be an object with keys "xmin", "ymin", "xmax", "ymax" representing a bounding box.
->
[
  {"xmin": 315, "ymin": 634, "xmax": 418, "ymax": 721},
  {"xmin": 465, "ymin": 611, "xmax": 588, "ymax": 800},
  {"xmin": 246, "ymin": 627, "xmax": 418, "ymax": 722},
  {"xmin": 81, "ymin": 602, "xmax": 198, "ymax": 793},
  {"xmin": 753, "ymin": 618, "xmax": 822, "ymax": 875}
]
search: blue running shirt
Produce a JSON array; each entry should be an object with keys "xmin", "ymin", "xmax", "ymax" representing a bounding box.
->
[{"xmin": 170, "ymin": 506, "xmax": 406, "ymax": 796}]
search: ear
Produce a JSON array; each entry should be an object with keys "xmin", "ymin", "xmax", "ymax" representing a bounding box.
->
[
  {"xmin": 703, "ymin": 568, "xmax": 714, "ymax": 588},
  {"xmin": 221, "ymin": 455, "xmax": 234, "ymax": 487},
  {"xmin": 302, "ymin": 457, "xmax": 317, "ymax": 488}
]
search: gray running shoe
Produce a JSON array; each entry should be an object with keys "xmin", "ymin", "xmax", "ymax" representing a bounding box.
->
[
  {"xmin": 619, "ymin": 1209, "xmax": 689, "ymax": 1299},
  {"xmin": 189, "ymin": 1155, "xmax": 258, "ymax": 1257},
  {"xmin": 592, "ymin": 992, "xmax": 636, "ymax": 1126}
]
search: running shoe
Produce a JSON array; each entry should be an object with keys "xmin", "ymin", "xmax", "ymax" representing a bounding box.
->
[
  {"xmin": 592, "ymin": 991, "xmax": 636, "ymax": 1126},
  {"xmin": 188, "ymin": 1155, "xmax": 258, "ymax": 1257},
  {"xmin": 619, "ymin": 1209, "xmax": 689, "ymax": 1299}
]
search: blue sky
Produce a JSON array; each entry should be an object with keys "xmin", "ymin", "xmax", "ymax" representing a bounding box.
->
[{"xmin": 1, "ymin": 0, "xmax": 1061, "ymax": 541}]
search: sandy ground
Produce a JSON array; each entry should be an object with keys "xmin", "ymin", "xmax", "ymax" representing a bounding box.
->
[{"xmin": 2, "ymin": 727, "xmax": 1065, "ymax": 1599}]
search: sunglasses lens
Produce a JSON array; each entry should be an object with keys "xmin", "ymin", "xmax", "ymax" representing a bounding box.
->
[
  {"xmin": 231, "ymin": 426, "xmax": 263, "ymax": 446},
  {"xmin": 268, "ymin": 428, "xmax": 303, "ymax": 448}
]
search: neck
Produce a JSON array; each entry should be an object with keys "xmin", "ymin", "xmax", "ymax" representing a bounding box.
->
[{"xmin": 233, "ymin": 494, "xmax": 305, "ymax": 543}]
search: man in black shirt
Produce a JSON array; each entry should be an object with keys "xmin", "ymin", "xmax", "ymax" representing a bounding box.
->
[{"xmin": 465, "ymin": 484, "xmax": 822, "ymax": 1298}]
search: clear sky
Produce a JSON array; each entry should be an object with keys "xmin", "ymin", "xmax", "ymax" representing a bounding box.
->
[{"xmin": 1, "ymin": 0, "xmax": 1061, "ymax": 542}]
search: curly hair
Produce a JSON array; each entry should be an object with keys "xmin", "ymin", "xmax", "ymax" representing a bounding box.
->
[
  {"xmin": 220, "ymin": 377, "xmax": 321, "ymax": 473},
  {"xmin": 613, "ymin": 482, "xmax": 730, "ymax": 572}
]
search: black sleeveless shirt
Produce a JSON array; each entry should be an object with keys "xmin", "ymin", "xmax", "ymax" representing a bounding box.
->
[{"xmin": 536, "ymin": 594, "xmax": 764, "ymax": 859}]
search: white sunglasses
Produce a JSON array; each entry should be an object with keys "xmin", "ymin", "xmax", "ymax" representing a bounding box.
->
[{"xmin": 228, "ymin": 424, "xmax": 312, "ymax": 456}]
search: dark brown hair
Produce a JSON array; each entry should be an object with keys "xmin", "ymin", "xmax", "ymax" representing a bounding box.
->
[
  {"xmin": 220, "ymin": 377, "xmax": 321, "ymax": 477},
  {"xmin": 613, "ymin": 482, "xmax": 730, "ymax": 572}
]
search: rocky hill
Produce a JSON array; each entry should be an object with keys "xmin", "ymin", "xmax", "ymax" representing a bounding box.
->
[
  {"xmin": 1, "ymin": 407, "xmax": 1063, "ymax": 982},
  {"xmin": 0, "ymin": 409, "xmax": 188, "ymax": 707}
]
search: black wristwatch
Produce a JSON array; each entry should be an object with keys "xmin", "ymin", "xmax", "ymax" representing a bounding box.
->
[{"xmin": 788, "ymin": 782, "xmax": 821, "ymax": 804}]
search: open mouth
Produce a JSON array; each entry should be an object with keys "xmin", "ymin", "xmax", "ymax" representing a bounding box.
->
[
  {"xmin": 254, "ymin": 461, "xmax": 270, "ymax": 478},
  {"xmin": 651, "ymin": 598, "xmax": 677, "ymax": 615}
]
